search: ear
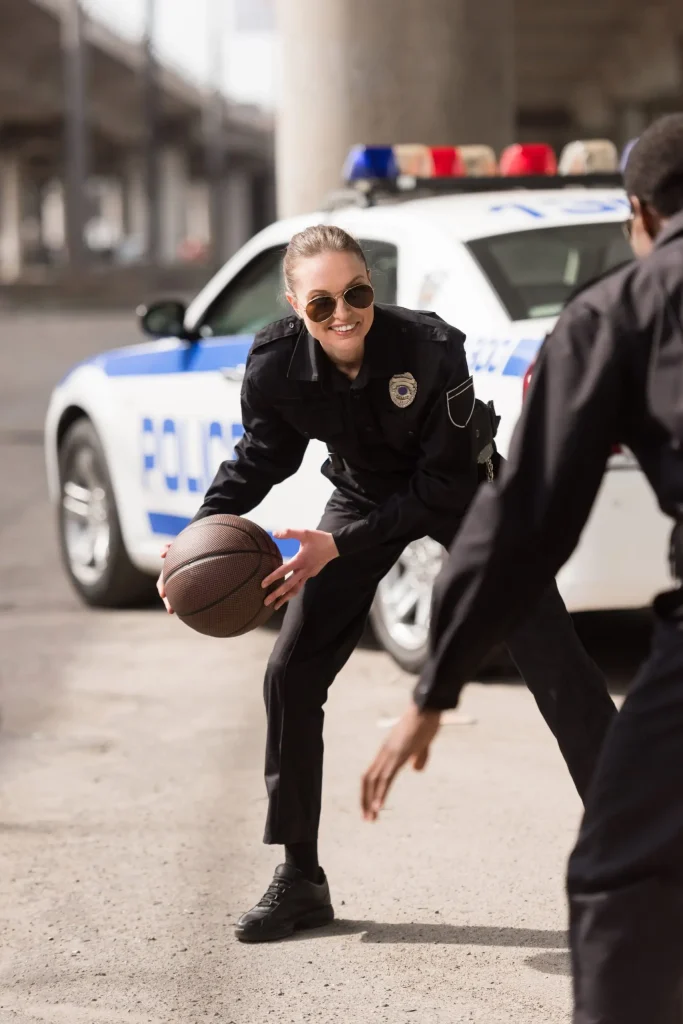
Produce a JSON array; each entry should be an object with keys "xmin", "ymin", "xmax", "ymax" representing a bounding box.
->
[
  {"xmin": 635, "ymin": 196, "xmax": 662, "ymax": 240},
  {"xmin": 285, "ymin": 292, "xmax": 302, "ymax": 319}
]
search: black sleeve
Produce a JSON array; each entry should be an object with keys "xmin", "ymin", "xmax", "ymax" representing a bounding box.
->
[
  {"xmin": 414, "ymin": 301, "xmax": 624, "ymax": 710},
  {"xmin": 193, "ymin": 363, "xmax": 309, "ymax": 521},
  {"xmin": 332, "ymin": 337, "xmax": 479, "ymax": 556}
]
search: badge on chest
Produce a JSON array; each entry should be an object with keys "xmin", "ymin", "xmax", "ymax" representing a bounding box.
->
[{"xmin": 389, "ymin": 372, "xmax": 418, "ymax": 408}]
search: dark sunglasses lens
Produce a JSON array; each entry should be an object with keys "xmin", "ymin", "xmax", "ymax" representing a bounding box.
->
[
  {"xmin": 306, "ymin": 296, "xmax": 336, "ymax": 323},
  {"xmin": 344, "ymin": 284, "xmax": 374, "ymax": 310}
]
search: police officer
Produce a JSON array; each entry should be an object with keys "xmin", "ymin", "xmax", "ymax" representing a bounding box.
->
[
  {"xmin": 362, "ymin": 113, "xmax": 683, "ymax": 1022},
  {"xmin": 158, "ymin": 223, "xmax": 616, "ymax": 944}
]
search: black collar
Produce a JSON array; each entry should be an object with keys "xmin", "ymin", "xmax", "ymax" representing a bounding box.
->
[{"xmin": 286, "ymin": 306, "xmax": 407, "ymax": 383}]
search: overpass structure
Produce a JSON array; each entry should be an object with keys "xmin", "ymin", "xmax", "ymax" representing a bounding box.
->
[
  {"xmin": 2, "ymin": 0, "xmax": 681, "ymax": 285},
  {"xmin": 0, "ymin": 0, "xmax": 275, "ymax": 283}
]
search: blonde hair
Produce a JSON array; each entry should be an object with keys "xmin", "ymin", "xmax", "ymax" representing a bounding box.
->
[{"xmin": 283, "ymin": 224, "xmax": 368, "ymax": 294}]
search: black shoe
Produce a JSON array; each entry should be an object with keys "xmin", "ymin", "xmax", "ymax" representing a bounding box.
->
[{"xmin": 235, "ymin": 863, "xmax": 334, "ymax": 943}]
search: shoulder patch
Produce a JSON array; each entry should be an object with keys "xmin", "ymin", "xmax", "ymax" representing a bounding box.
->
[{"xmin": 251, "ymin": 315, "xmax": 302, "ymax": 350}]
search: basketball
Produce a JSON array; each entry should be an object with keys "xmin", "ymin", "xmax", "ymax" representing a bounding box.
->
[{"xmin": 162, "ymin": 514, "xmax": 283, "ymax": 638}]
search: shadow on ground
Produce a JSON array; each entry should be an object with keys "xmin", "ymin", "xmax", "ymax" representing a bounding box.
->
[
  {"xmin": 292, "ymin": 920, "xmax": 567, "ymax": 948},
  {"xmin": 525, "ymin": 950, "xmax": 572, "ymax": 975}
]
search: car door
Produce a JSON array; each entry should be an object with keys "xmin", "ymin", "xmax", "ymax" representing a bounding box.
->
[{"xmin": 120, "ymin": 245, "xmax": 296, "ymax": 567}]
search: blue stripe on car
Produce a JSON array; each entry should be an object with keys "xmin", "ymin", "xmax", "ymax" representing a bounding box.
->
[
  {"xmin": 65, "ymin": 333, "xmax": 543, "ymax": 381},
  {"xmin": 148, "ymin": 512, "xmax": 300, "ymax": 558},
  {"xmin": 501, "ymin": 337, "xmax": 544, "ymax": 376},
  {"xmin": 66, "ymin": 336, "xmax": 255, "ymax": 380}
]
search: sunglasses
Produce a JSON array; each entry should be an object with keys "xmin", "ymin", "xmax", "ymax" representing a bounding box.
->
[{"xmin": 305, "ymin": 284, "xmax": 375, "ymax": 324}]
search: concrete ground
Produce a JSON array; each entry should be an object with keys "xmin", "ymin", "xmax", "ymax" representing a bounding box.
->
[{"xmin": 0, "ymin": 313, "xmax": 652, "ymax": 1024}]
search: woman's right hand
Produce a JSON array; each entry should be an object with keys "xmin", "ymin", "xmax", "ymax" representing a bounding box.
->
[{"xmin": 157, "ymin": 543, "xmax": 174, "ymax": 613}]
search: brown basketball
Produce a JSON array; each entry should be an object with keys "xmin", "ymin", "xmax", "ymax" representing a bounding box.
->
[{"xmin": 162, "ymin": 514, "xmax": 283, "ymax": 638}]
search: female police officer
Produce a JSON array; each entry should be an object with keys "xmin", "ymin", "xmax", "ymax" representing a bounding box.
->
[{"xmin": 158, "ymin": 224, "xmax": 616, "ymax": 943}]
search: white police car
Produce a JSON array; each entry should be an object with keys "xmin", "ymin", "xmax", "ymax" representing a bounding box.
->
[{"xmin": 45, "ymin": 139, "xmax": 672, "ymax": 672}]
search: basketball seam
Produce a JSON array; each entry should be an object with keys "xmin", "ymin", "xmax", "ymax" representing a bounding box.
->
[
  {"xmin": 164, "ymin": 548, "xmax": 265, "ymax": 585},
  {"xmin": 225, "ymin": 598, "xmax": 273, "ymax": 637},
  {"xmin": 180, "ymin": 553, "xmax": 280, "ymax": 618},
  {"xmin": 186, "ymin": 517, "xmax": 279, "ymax": 556}
]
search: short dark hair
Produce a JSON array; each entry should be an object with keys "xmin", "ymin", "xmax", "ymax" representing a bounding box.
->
[{"xmin": 624, "ymin": 113, "xmax": 683, "ymax": 217}]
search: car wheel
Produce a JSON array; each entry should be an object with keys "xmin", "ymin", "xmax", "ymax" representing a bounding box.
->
[
  {"xmin": 58, "ymin": 418, "xmax": 156, "ymax": 608},
  {"xmin": 369, "ymin": 537, "xmax": 514, "ymax": 677},
  {"xmin": 369, "ymin": 537, "xmax": 446, "ymax": 674}
]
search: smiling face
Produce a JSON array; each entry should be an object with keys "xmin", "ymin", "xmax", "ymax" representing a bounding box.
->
[{"xmin": 286, "ymin": 250, "xmax": 374, "ymax": 371}]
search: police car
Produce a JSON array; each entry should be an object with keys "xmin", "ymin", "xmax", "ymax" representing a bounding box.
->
[{"xmin": 45, "ymin": 139, "xmax": 672, "ymax": 672}]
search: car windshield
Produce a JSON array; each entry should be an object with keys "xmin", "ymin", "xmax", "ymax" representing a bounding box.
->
[{"xmin": 467, "ymin": 222, "xmax": 632, "ymax": 321}]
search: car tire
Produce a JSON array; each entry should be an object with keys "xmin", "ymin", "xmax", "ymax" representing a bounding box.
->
[
  {"xmin": 369, "ymin": 537, "xmax": 513, "ymax": 676},
  {"xmin": 369, "ymin": 537, "xmax": 446, "ymax": 674},
  {"xmin": 58, "ymin": 418, "xmax": 157, "ymax": 608}
]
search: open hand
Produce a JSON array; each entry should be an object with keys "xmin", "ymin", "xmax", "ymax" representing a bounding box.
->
[
  {"xmin": 261, "ymin": 529, "xmax": 339, "ymax": 610},
  {"xmin": 156, "ymin": 542, "xmax": 173, "ymax": 613},
  {"xmin": 361, "ymin": 703, "xmax": 441, "ymax": 821}
]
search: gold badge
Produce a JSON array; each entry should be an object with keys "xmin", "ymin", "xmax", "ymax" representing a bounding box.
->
[{"xmin": 389, "ymin": 372, "xmax": 417, "ymax": 408}]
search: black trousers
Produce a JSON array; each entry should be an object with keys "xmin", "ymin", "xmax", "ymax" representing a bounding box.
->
[
  {"xmin": 568, "ymin": 613, "xmax": 683, "ymax": 1024},
  {"xmin": 263, "ymin": 490, "xmax": 616, "ymax": 845}
]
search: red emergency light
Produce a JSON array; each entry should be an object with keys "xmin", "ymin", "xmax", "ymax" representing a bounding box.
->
[
  {"xmin": 499, "ymin": 143, "xmax": 557, "ymax": 177},
  {"xmin": 429, "ymin": 146, "xmax": 466, "ymax": 177}
]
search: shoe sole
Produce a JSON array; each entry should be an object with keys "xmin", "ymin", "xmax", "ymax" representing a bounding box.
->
[{"xmin": 235, "ymin": 904, "xmax": 335, "ymax": 944}]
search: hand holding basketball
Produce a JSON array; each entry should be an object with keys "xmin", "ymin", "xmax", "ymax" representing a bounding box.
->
[
  {"xmin": 157, "ymin": 543, "xmax": 173, "ymax": 613},
  {"xmin": 262, "ymin": 529, "xmax": 339, "ymax": 610}
]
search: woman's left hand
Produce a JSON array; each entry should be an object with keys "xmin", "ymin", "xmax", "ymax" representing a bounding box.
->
[{"xmin": 262, "ymin": 529, "xmax": 339, "ymax": 610}]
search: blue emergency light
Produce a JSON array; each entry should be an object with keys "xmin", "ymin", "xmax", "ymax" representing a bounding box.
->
[{"xmin": 343, "ymin": 145, "xmax": 399, "ymax": 181}]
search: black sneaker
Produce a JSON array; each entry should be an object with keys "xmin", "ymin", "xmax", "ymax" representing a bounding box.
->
[{"xmin": 235, "ymin": 863, "xmax": 334, "ymax": 943}]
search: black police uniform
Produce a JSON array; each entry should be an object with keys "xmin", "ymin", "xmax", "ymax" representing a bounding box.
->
[
  {"xmin": 413, "ymin": 211, "xmax": 683, "ymax": 1024},
  {"xmin": 194, "ymin": 302, "xmax": 615, "ymax": 848}
]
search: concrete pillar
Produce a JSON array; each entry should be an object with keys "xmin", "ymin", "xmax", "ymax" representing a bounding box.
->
[
  {"xmin": 275, "ymin": 0, "xmax": 515, "ymax": 216},
  {"xmin": 158, "ymin": 147, "xmax": 189, "ymax": 264},
  {"xmin": 224, "ymin": 168, "xmax": 253, "ymax": 259},
  {"xmin": 0, "ymin": 153, "xmax": 23, "ymax": 282},
  {"xmin": 123, "ymin": 155, "xmax": 148, "ymax": 246},
  {"xmin": 42, "ymin": 179, "xmax": 66, "ymax": 263},
  {"xmin": 186, "ymin": 180, "xmax": 210, "ymax": 250}
]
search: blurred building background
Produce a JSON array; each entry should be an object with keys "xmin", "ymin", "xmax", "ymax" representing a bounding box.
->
[{"xmin": 0, "ymin": 0, "xmax": 681, "ymax": 292}]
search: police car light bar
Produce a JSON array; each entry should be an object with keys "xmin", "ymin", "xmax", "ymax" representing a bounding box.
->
[{"xmin": 336, "ymin": 140, "xmax": 625, "ymax": 206}]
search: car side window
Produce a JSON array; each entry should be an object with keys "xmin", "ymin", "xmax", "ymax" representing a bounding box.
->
[
  {"xmin": 200, "ymin": 246, "xmax": 290, "ymax": 336},
  {"xmin": 359, "ymin": 239, "xmax": 398, "ymax": 304}
]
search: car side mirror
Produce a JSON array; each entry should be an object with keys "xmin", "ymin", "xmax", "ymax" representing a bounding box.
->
[{"xmin": 137, "ymin": 299, "xmax": 190, "ymax": 340}]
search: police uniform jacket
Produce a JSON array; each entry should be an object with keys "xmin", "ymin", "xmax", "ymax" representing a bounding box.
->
[
  {"xmin": 415, "ymin": 209, "xmax": 683, "ymax": 711},
  {"xmin": 194, "ymin": 304, "xmax": 480, "ymax": 556}
]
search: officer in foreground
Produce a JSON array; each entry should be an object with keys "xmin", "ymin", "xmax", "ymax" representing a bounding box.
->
[
  {"xmin": 159, "ymin": 224, "xmax": 615, "ymax": 944},
  {"xmin": 362, "ymin": 112, "xmax": 683, "ymax": 1022}
]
